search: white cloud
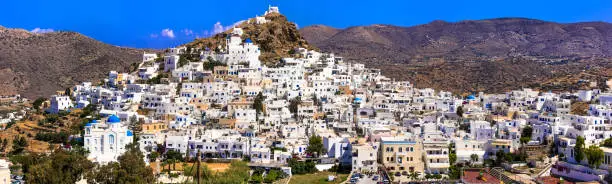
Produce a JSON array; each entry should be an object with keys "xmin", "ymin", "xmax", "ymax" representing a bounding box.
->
[
  {"xmin": 213, "ymin": 22, "xmax": 224, "ymax": 34},
  {"xmin": 212, "ymin": 20, "xmax": 246, "ymax": 34},
  {"xmin": 161, "ymin": 28, "xmax": 175, "ymax": 38},
  {"xmin": 181, "ymin": 29, "xmax": 193, "ymax": 36},
  {"xmin": 30, "ymin": 28, "xmax": 54, "ymax": 34}
]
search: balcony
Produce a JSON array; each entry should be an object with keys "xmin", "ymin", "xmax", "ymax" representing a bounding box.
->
[
  {"xmin": 426, "ymin": 154, "xmax": 449, "ymax": 159},
  {"xmin": 427, "ymin": 162, "xmax": 450, "ymax": 168}
]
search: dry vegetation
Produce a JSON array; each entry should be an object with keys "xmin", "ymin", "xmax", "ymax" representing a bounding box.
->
[
  {"xmin": 0, "ymin": 109, "xmax": 86, "ymax": 154},
  {"xmin": 301, "ymin": 19, "xmax": 612, "ymax": 94},
  {"xmin": 185, "ymin": 13, "xmax": 316, "ymax": 65},
  {"xmin": 0, "ymin": 26, "xmax": 149, "ymax": 98},
  {"xmin": 150, "ymin": 161, "xmax": 231, "ymax": 174},
  {"xmin": 571, "ymin": 101, "xmax": 590, "ymax": 116}
]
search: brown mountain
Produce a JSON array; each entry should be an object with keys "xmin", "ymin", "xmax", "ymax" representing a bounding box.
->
[
  {"xmin": 185, "ymin": 12, "xmax": 316, "ymax": 65},
  {"xmin": 0, "ymin": 26, "xmax": 145, "ymax": 99},
  {"xmin": 300, "ymin": 18, "xmax": 612, "ymax": 93}
]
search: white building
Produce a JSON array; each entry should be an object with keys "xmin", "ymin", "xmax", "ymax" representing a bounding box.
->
[
  {"xmin": 83, "ymin": 115, "xmax": 134, "ymax": 163},
  {"xmin": 49, "ymin": 95, "xmax": 73, "ymax": 114},
  {"xmin": 0, "ymin": 159, "xmax": 9, "ymax": 184},
  {"xmin": 351, "ymin": 143, "xmax": 379, "ymax": 172},
  {"xmin": 164, "ymin": 55, "xmax": 180, "ymax": 72},
  {"xmin": 143, "ymin": 53, "xmax": 158, "ymax": 62}
]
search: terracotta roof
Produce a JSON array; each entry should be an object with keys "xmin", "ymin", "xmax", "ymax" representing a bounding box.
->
[{"xmin": 461, "ymin": 169, "xmax": 500, "ymax": 184}]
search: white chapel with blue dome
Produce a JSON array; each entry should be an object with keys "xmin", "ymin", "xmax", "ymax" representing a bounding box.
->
[{"xmin": 83, "ymin": 114, "xmax": 134, "ymax": 163}]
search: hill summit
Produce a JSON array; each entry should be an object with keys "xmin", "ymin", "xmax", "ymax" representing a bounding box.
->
[{"xmin": 185, "ymin": 12, "xmax": 316, "ymax": 66}]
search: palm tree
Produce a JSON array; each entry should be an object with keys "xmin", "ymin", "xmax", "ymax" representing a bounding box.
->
[
  {"xmin": 409, "ymin": 171, "xmax": 418, "ymax": 181},
  {"xmin": 161, "ymin": 161, "xmax": 168, "ymax": 173}
]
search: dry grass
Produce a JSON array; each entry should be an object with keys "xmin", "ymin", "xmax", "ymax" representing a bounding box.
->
[
  {"xmin": 0, "ymin": 110, "xmax": 85, "ymax": 154},
  {"xmin": 289, "ymin": 172, "xmax": 349, "ymax": 184},
  {"xmin": 150, "ymin": 161, "xmax": 231, "ymax": 174},
  {"xmin": 571, "ymin": 101, "xmax": 589, "ymax": 116}
]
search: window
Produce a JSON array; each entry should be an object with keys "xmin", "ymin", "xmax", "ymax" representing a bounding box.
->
[{"xmin": 109, "ymin": 135, "xmax": 115, "ymax": 144}]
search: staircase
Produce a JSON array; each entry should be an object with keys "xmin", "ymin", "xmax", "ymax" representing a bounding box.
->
[{"xmin": 488, "ymin": 167, "xmax": 523, "ymax": 184}]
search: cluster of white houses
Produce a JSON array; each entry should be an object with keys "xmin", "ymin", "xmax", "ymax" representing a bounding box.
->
[{"xmin": 42, "ymin": 6, "xmax": 612, "ymax": 183}]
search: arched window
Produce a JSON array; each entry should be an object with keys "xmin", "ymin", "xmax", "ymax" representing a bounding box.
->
[{"xmin": 109, "ymin": 134, "xmax": 115, "ymax": 144}]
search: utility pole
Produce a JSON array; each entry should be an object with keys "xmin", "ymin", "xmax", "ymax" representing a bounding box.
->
[{"xmin": 196, "ymin": 150, "xmax": 201, "ymax": 184}]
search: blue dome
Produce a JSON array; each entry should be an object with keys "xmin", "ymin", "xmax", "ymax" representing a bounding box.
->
[
  {"xmin": 126, "ymin": 130, "xmax": 133, "ymax": 136},
  {"xmin": 245, "ymin": 38, "xmax": 252, "ymax": 43},
  {"xmin": 107, "ymin": 115, "xmax": 121, "ymax": 123},
  {"xmin": 467, "ymin": 95, "xmax": 476, "ymax": 100},
  {"xmin": 85, "ymin": 123, "xmax": 92, "ymax": 127}
]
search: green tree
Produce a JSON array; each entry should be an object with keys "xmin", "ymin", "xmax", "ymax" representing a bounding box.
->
[
  {"xmin": 85, "ymin": 143, "xmax": 155, "ymax": 183},
  {"xmin": 65, "ymin": 87, "xmax": 72, "ymax": 97},
  {"xmin": 25, "ymin": 149, "xmax": 94, "ymax": 184},
  {"xmin": 585, "ymin": 145, "xmax": 604, "ymax": 168},
  {"xmin": 470, "ymin": 154, "xmax": 479, "ymax": 165},
  {"xmin": 264, "ymin": 169, "xmax": 285, "ymax": 183},
  {"xmin": 575, "ymin": 136, "xmax": 586, "ymax": 163},
  {"xmin": 33, "ymin": 97, "xmax": 47, "ymax": 111},
  {"xmin": 495, "ymin": 151, "xmax": 506, "ymax": 166},
  {"xmin": 253, "ymin": 92, "xmax": 265, "ymax": 120},
  {"xmin": 306, "ymin": 135, "xmax": 325, "ymax": 157},
  {"xmin": 165, "ymin": 149, "xmax": 184, "ymax": 162},
  {"xmin": 148, "ymin": 152, "xmax": 159, "ymax": 162},
  {"xmin": 602, "ymin": 138, "xmax": 612, "ymax": 148},
  {"xmin": 289, "ymin": 97, "xmax": 301, "ymax": 115},
  {"xmin": 449, "ymin": 150, "xmax": 457, "ymax": 165},
  {"xmin": 184, "ymin": 163, "xmax": 212, "ymax": 182},
  {"xmin": 409, "ymin": 171, "xmax": 419, "ymax": 180},
  {"xmin": 288, "ymin": 159, "xmax": 317, "ymax": 174},
  {"xmin": 598, "ymin": 78, "xmax": 609, "ymax": 92},
  {"xmin": 251, "ymin": 170, "xmax": 264, "ymax": 183},
  {"xmin": 213, "ymin": 160, "xmax": 251, "ymax": 183},
  {"xmin": 433, "ymin": 174, "xmax": 442, "ymax": 180},
  {"xmin": 11, "ymin": 136, "xmax": 28, "ymax": 154},
  {"xmin": 456, "ymin": 106, "xmax": 464, "ymax": 117},
  {"xmin": 520, "ymin": 126, "xmax": 533, "ymax": 144},
  {"xmin": 425, "ymin": 173, "xmax": 432, "ymax": 180}
]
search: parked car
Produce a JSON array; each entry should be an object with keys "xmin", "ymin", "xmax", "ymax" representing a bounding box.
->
[
  {"xmin": 372, "ymin": 175, "xmax": 379, "ymax": 181},
  {"xmin": 382, "ymin": 179, "xmax": 390, "ymax": 184}
]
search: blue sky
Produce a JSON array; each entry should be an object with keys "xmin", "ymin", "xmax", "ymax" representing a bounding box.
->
[{"xmin": 1, "ymin": 0, "xmax": 611, "ymax": 48}]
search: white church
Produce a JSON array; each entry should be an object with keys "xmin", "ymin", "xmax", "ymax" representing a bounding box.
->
[
  {"xmin": 225, "ymin": 28, "xmax": 262, "ymax": 68},
  {"xmin": 83, "ymin": 115, "xmax": 134, "ymax": 163}
]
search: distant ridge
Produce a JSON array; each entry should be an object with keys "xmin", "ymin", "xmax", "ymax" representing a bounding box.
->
[
  {"xmin": 300, "ymin": 18, "xmax": 612, "ymax": 93},
  {"xmin": 0, "ymin": 26, "xmax": 146, "ymax": 98}
]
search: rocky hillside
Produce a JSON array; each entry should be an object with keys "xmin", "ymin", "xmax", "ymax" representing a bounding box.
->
[
  {"xmin": 300, "ymin": 19, "xmax": 612, "ymax": 93},
  {"xmin": 0, "ymin": 26, "xmax": 145, "ymax": 99},
  {"xmin": 185, "ymin": 12, "xmax": 316, "ymax": 65}
]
